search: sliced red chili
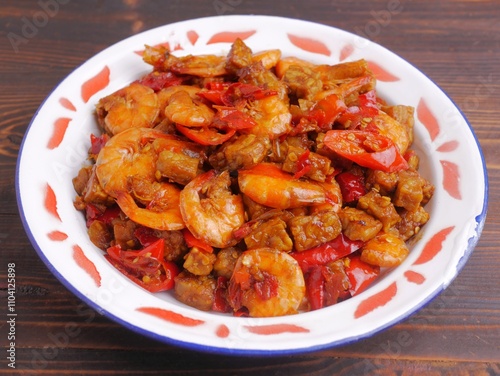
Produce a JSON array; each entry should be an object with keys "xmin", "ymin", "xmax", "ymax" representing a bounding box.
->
[
  {"xmin": 175, "ymin": 124, "xmax": 236, "ymax": 145},
  {"xmin": 105, "ymin": 239, "xmax": 179, "ymax": 292},
  {"xmin": 182, "ymin": 228, "xmax": 214, "ymax": 253},
  {"xmin": 85, "ymin": 204, "xmax": 121, "ymax": 228},
  {"xmin": 213, "ymin": 276, "xmax": 232, "ymax": 313},
  {"xmin": 254, "ymin": 272, "xmax": 279, "ymax": 301},
  {"xmin": 213, "ymin": 106, "xmax": 257, "ymax": 129},
  {"xmin": 323, "ymin": 130, "xmax": 408, "ymax": 172},
  {"xmin": 305, "ymin": 266, "xmax": 326, "ymax": 310},
  {"xmin": 89, "ymin": 133, "xmax": 109, "ymax": 155},
  {"xmin": 134, "ymin": 226, "xmax": 160, "ymax": 247},
  {"xmin": 290, "ymin": 233, "xmax": 364, "ymax": 272},
  {"xmin": 222, "ymin": 82, "xmax": 278, "ymax": 106},
  {"xmin": 307, "ymin": 93, "xmax": 347, "ymax": 129},
  {"xmin": 293, "ymin": 149, "xmax": 312, "ymax": 179},
  {"xmin": 137, "ymin": 71, "xmax": 184, "ymax": 91},
  {"xmin": 335, "ymin": 171, "xmax": 367, "ymax": 204},
  {"xmin": 344, "ymin": 253, "xmax": 380, "ymax": 296},
  {"xmin": 336, "ymin": 90, "xmax": 379, "ymax": 130}
]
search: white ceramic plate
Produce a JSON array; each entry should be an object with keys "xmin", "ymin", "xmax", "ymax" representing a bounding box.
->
[{"xmin": 16, "ymin": 15, "xmax": 487, "ymax": 355}]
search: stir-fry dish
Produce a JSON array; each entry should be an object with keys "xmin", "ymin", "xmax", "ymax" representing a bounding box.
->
[{"xmin": 73, "ymin": 38, "xmax": 434, "ymax": 317}]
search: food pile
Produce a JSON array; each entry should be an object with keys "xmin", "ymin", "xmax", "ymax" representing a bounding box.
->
[{"xmin": 73, "ymin": 38, "xmax": 434, "ymax": 317}]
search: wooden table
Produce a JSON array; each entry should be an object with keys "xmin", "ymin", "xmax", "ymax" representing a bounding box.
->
[{"xmin": 1, "ymin": 1, "xmax": 499, "ymax": 374}]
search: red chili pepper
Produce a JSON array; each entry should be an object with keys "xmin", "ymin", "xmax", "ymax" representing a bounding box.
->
[
  {"xmin": 182, "ymin": 228, "xmax": 214, "ymax": 253},
  {"xmin": 222, "ymin": 82, "xmax": 278, "ymax": 106},
  {"xmin": 134, "ymin": 226, "xmax": 160, "ymax": 247},
  {"xmin": 198, "ymin": 82, "xmax": 277, "ymax": 107},
  {"xmin": 213, "ymin": 106, "xmax": 257, "ymax": 129},
  {"xmin": 344, "ymin": 253, "xmax": 380, "ymax": 296},
  {"xmin": 137, "ymin": 71, "xmax": 184, "ymax": 91},
  {"xmin": 254, "ymin": 272, "xmax": 279, "ymax": 301},
  {"xmin": 89, "ymin": 133, "xmax": 109, "ymax": 155},
  {"xmin": 233, "ymin": 308, "xmax": 249, "ymax": 317},
  {"xmin": 175, "ymin": 124, "xmax": 236, "ymax": 145},
  {"xmin": 307, "ymin": 93, "xmax": 347, "ymax": 129},
  {"xmin": 336, "ymin": 90, "xmax": 379, "ymax": 129},
  {"xmin": 305, "ymin": 266, "xmax": 326, "ymax": 310},
  {"xmin": 213, "ymin": 276, "xmax": 232, "ymax": 313},
  {"xmin": 293, "ymin": 149, "xmax": 312, "ymax": 179},
  {"xmin": 290, "ymin": 233, "xmax": 364, "ymax": 272},
  {"xmin": 323, "ymin": 130, "xmax": 408, "ymax": 172},
  {"xmin": 105, "ymin": 239, "xmax": 179, "ymax": 292},
  {"xmin": 85, "ymin": 204, "xmax": 121, "ymax": 228},
  {"xmin": 197, "ymin": 82, "xmax": 230, "ymax": 105},
  {"xmin": 335, "ymin": 171, "xmax": 367, "ymax": 204}
]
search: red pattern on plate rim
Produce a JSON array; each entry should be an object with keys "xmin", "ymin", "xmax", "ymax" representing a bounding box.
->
[
  {"xmin": 73, "ymin": 245, "xmax": 101, "ymax": 287},
  {"xmin": 287, "ymin": 34, "xmax": 331, "ymax": 56},
  {"xmin": 216, "ymin": 324, "xmax": 230, "ymax": 338},
  {"xmin": 417, "ymin": 98, "xmax": 440, "ymax": 141},
  {"xmin": 244, "ymin": 323, "xmax": 310, "ymax": 335},
  {"xmin": 44, "ymin": 183, "xmax": 61, "ymax": 221},
  {"xmin": 187, "ymin": 30, "xmax": 199, "ymax": 45},
  {"xmin": 413, "ymin": 226, "xmax": 455, "ymax": 265},
  {"xmin": 440, "ymin": 160, "xmax": 462, "ymax": 200},
  {"xmin": 47, "ymin": 230, "xmax": 68, "ymax": 241},
  {"xmin": 339, "ymin": 44, "xmax": 354, "ymax": 61},
  {"xmin": 366, "ymin": 61, "xmax": 399, "ymax": 82},
  {"xmin": 404, "ymin": 270, "xmax": 426, "ymax": 285},
  {"xmin": 207, "ymin": 30, "xmax": 256, "ymax": 44},
  {"xmin": 59, "ymin": 97, "xmax": 76, "ymax": 111},
  {"xmin": 136, "ymin": 307, "xmax": 205, "ymax": 327},
  {"xmin": 354, "ymin": 282, "xmax": 398, "ymax": 319},
  {"xmin": 47, "ymin": 117, "xmax": 71, "ymax": 150},
  {"xmin": 81, "ymin": 65, "xmax": 110, "ymax": 103},
  {"xmin": 437, "ymin": 140, "xmax": 459, "ymax": 152}
]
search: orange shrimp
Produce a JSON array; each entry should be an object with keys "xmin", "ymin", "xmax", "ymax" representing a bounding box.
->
[
  {"xmin": 95, "ymin": 82, "xmax": 160, "ymax": 136},
  {"xmin": 238, "ymin": 163, "xmax": 334, "ymax": 209},
  {"xmin": 167, "ymin": 48, "xmax": 281, "ymax": 77},
  {"xmin": 95, "ymin": 127, "xmax": 185, "ymax": 231},
  {"xmin": 242, "ymin": 95, "xmax": 292, "ymax": 139},
  {"xmin": 159, "ymin": 85, "xmax": 215, "ymax": 127},
  {"xmin": 372, "ymin": 111, "xmax": 411, "ymax": 154},
  {"xmin": 179, "ymin": 169, "xmax": 245, "ymax": 248},
  {"xmin": 167, "ymin": 54, "xmax": 228, "ymax": 77},
  {"xmin": 252, "ymin": 49, "xmax": 281, "ymax": 70},
  {"xmin": 228, "ymin": 248, "xmax": 305, "ymax": 317}
]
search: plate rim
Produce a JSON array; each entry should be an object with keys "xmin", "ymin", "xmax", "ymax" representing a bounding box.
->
[{"xmin": 15, "ymin": 14, "xmax": 489, "ymax": 356}]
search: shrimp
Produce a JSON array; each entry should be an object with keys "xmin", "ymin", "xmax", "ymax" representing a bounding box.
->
[
  {"xmin": 238, "ymin": 163, "xmax": 334, "ymax": 209},
  {"xmin": 179, "ymin": 169, "xmax": 245, "ymax": 248},
  {"xmin": 96, "ymin": 82, "xmax": 160, "ymax": 136},
  {"xmin": 95, "ymin": 127, "xmax": 185, "ymax": 231},
  {"xmin": 243, "ymin": 95, "xmax": 292, "ymax": 139},
  {"xmin": 372, "ymin": 111, "xmax": 411, "ymax": 154},
  {"xmin": 166, "ymin": 53, "xmax": 228, "ymax": 77},
  {"xmin": 312, "ymin": 74, "xmax": 376, "ymax": 102},
  {"xmin": 275, "ymin": 56, "xmax": 315, "ymax": 79},
  {"xmin": 159, "ymin": 85, "xmax": 215, "ymax": 127},
  {"xmin": 252, "ymin": 49, "xmax": 281, "ymax": 70},
  {"xmin": 238, "ymin": 61, "xmax": 292, "ymax": 139},
  {"xmin": 228, "ymin": 248, "xmax": 305, "ymax": 317}
]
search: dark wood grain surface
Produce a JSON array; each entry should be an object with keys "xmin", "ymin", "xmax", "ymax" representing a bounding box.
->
[{"xmin": 1, "ymin": 1, "xmax": 499, "ymax": 375}]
